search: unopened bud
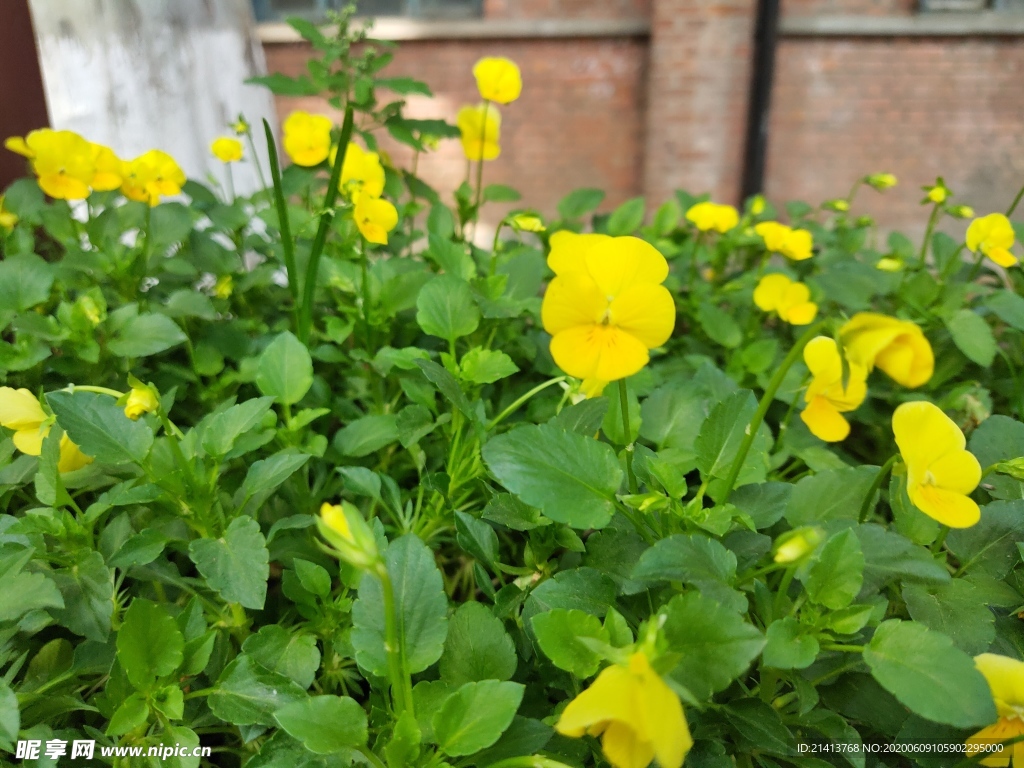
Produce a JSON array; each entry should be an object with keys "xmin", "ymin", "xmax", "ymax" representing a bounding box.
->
[
  {"xmin": 773, "ymin": 527, "xmax": 824, "ymax": 564},
  {"xmin": 318, "ymin": 501, "xmax": 380, "ymax": 570}
]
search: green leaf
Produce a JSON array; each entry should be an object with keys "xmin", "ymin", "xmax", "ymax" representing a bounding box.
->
[
  {"xmin": 986, "ymin": 290, "xmax": 1024, "ymax": 331},
  {"xmin": 697, "ymin": 303, "xmax": 743, "ymax": 349},
  {"xmin": 209, "ymin": 655, "xmax": 308, "ymax": 726},
  {"xmin": 804, "ymin": 529, "xmax": 864, "ymax": 609},
  {"xmin": 107, "ymin": 693, "xmax": 150, "ymax": 736},
  {"xmin": 439, "ymin": 602, "xmax": 517, "ymax": 686},
  {"xmin": 188, "ymin": 517, "xmax": 270, "ymax": 610},
  {"xmin": 523, "ymin": 568, "xmax": 617, "ymax": 624},
  {"xmin": 416, "ymin": 275, "xmax": 480, "ymax": 343},
  {"xmin": 293, "ymin": 559, "xmax": 331, "ymax": 599},
  {"xmin": 946, "ymin": 500, "xmax": 1024, "ymax": 577},
  {"xmin": 274, "ymin": 695, "xmax": 368, "ymax": 754},
  {"xmin": 257, "ymin": 331, "xmax": 314, "ymax": 405},
  {"xmin": 0, "ymin": 253, "xmax": 53, "ymax": 311},
  {"xmin": 903, "ymin": 580, "xmax": 995, "ymax": 655},
  {"xmin": 969, "ymin": 415, "xmax": 1024, "ymax": 468},
  {"xmin": 202, "ymin": 397, "xmax": 276, "ymax": 457},
  {"xmin": 377, "ymin": 76, "xmax": 432, "ymax": 96},
  {"xmin": 52, "ymin": 551, "xmax": 114, "ymax": 642},
  {"xmin": 864, "ymin": 620, "xmax": 996, "ymax": 728},
  {"xmin": 531, "ymin": 609, "xmax": 608, "ymax": 678},
  {"xmin": 460, "ymin": 347, "xmax": 519, "ymax": 385},
  {"xmin": 785, "ymin": 467, "xmax": 877, "ymax": 527},
  {"xmin": 483, "ymin": 184, "xmax": 522, "ymax": 203},
  {"xmin": 0, "ymin": 569, "xmax": 63, "ymax": 622},
  {"xmin": 631, "ymin": 534, "xmax": 738, "ymax": 591},
  {"xmin": 856, "ymin": 524, "xmax": 951, "ymax": 593},
  {"xmin": 762, "ymin": 617, "xmax": 819, "ymax": 670},
  {"xmin": 455, "ymin": 511, "xmax": 498, "ymax": 566},
  {"xmin": 0, "ymin": 681, "xmax": 19, "ymax": 748},
  {"xmin": 662, "ymin": 592, "xmax": 765, "ymax": 700},
  {"xmin": 723, "ymin": 698, "xmax": 796, "ymax": 755},
  {"xmin": 242, "ymin": 625, "xmax": 322, "ymax": 689},
  {"xmin": 117, "ymin": 598, "xmax": 184, "ymax": 690},
  {"xmin": 433, "ymin": 680, "xmax": 524, "ymax": 757},
  {"xmin": 352, "ymin": 534, "xmax": 449, "ymax": 677},
  {"xmin": 482, "ymin": 423, "xmax": 623, "ymax": 529},
  {"xmin": 47, "ymin": 390, "xmax": 154, "ymax": 465},
  {"xmin": 558, "ymin": 188, "xmax": 605, "ymax": 220},
  {"xmin": 606, "ymin": 196, "xmax": 645, "ymax": 236},
  {"xmin": 945, "ymin": 309, "xmax": 996, "ymax": 367},
  {"xmin": 240, "ymin": 452, "xmax": 311, "ymax": 500},
  {"xmin": 109, "ymin": 529, "xmax": 169, "ymax": 569},
  {"xmin": 335, "ymin": 415, "xmax": 399, "ymax": 457},
  {"xmin": 108, "ymin": 313, "xmax": 187, "ymax": 357},
  {"xmin": 695, "ymin": 390, "xmax": 766, "ymax": 481}
]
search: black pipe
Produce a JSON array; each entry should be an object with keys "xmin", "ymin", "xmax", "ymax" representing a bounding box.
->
[{"xmin": 741, "ymin": 0, "xmax": 781, "ymax": 203}]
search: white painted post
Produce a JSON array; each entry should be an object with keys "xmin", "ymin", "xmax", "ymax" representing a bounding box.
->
[{"xmin": 29, "ymin": 0, "xmax": 278, "ymax": 196}]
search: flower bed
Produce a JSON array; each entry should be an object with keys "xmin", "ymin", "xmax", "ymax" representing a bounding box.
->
[{"xmin": 2, "ymin": 8, "xmax": 1024, "ymax": 768}]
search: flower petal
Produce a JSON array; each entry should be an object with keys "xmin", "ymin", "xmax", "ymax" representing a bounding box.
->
[
  {"xmin": 609, "ymin": 283, "xmax": 676, "ymax": 349},
  {"xmin": 929, "ymin": 449, "xmax": 982, "ymax": 495},
  {"xmin": 975, "ymin": 654, "xmax": 1024, "ymax": 716},
  {"xmin": 632, "ymin": 658, "xmax": 692, "ymax": 768},
  {"xmin": 584, "ymin": 237, "xmax": 669, "ymax": 297},
  {"xmin": 893, "ymin": 401, "xmax": 965, "ymax": 471},
  {"xmin": 0, "ymin": 387, "xmax": 47, "ymax": 430},
  {"xmin": 783, "ymin": 301, "xmax": 818, "ymax": 325},
  {"xmin": 753, "ymin": 274, "xmax": 791, "ymax": 313},
  {"xmin": 600, "ymin": 720, "xmax": 655, "ymax": 768},
  {"xmin": 988, "ymin": 247, "xmax": 1018, "ymax": 268},
  {"xmin": 541, "ymin": 273, "xmax": 607, "ymax": 336},
  {"xmin": 549, "ymin": 325, "xmax": 649, "ymax": 382},
  {"xmin": 801, "ymin": 396, "xmax": 851, "ymax": 442},
  {"xmin": 909, "ymin": 483, "xmax": 980, "ymax": 528},
  {"xmin": 547, "ymin": 231, "xmax": 610, "ymax": 276},
  {"xmin": 13, "ymin": 427, "xmax": 46, "ymax": 457},
  {"xmin": 555, "ymin": 664, "xmax": 636, "ymax": 737}
]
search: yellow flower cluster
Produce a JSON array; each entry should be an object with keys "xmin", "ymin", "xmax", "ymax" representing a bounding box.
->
[
  {"xmin": 753, "ymin": 273, "xmax": 818, "ymax": 326},
  {"xmin": 5, "ymin": 129, "xmax": 185, "ymax": 206},
  {"xmin": 458, "ymin": 57, "xmax": 521, "ymax": 162},
  {"xmin": 541, "ymin": 232, "xmax": 676, "ymax": 398},
  {"xmin": 685, "ymin": 201, "xmax": 739, "ymax": 234},
  {"xmin": 556, "ymin": 652, "xmax": 692, "ymax": 768},
  {"xmin": 755, "ymin": 221, "xmax": 813, "ymax": 261},
  {"xmin": 210, "ymin": 136, "xmax": 244, "ymax": 163}
]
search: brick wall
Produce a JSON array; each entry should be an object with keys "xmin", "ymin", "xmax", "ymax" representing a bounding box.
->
[
  {"xmin": 766, "ymin": 35, "xmax": 1024, "ymax": 235},
  {"xmin": 483, "ymin": 0, "xmax": 650, "ymax": 19}
]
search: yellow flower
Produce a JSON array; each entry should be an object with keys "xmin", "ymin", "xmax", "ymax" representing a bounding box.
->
[
  {"xmin": 750, "ymin": 194, "xmax": 766, "ymax": 216},
  {"xmin": 0, "ymin": 195, "xmax": 17, "ymax": 231},
  {"xmin": 121, "ymin": 150, "xmax": 186, "ymax": 206},
  {"xmin": 541, "ymin": 233, "xmax": 675, "ymax": 396},
  {"xmin": 755, "ymin": 221, "xmax": 813, "ymax": 261},
  {"xmin": 318, "ymin": 501, "xmax": 379, "ymax": 570},
  {"xmin": 7, "ymin": 129, "xmax": 95, "ymax": 200},
  {"xmin": 457, "ymin": 103, "xmax": 501, "ymax": 162},
  {"xmin": 508, "ymin": 213, "xmax": 545, "ymax": 232},
  {"xmin": 232, "ymin": 116, "xmax": 250, "ymax": 136},
  {"xmin": 966, "ymin": 213, "xmax": 1017, "ymax": 268},
  {"xmin": 555, "ymin": 651, "xmax": 692, "ymax": 768},
  {"xmin": 214, "ymin": 275, "xmax": 233, "ymax": 299},
  {"xmin": 753, "ymin": 273, "xmax": 818, "ymax": 325},
  {"xmin": 685, "ymin": 201, "xmax": 739, "ymax": 234},
  {"xmin": 875, "ymin": 256, "xmax": 903, "ymax": 272},
  {"xmin": 840, "ymin": 313, "xmax": 933, "ymax": 388},
  {"xmin": 927, "ymin": 186, "xmax": 948, "ymax": 204},
  {"xmin": 0, "ymin": 387, "xmax": 92, "ymax": 471},
  {"xmin": 124, "ymin": 385, "xmax": 159, "ymax": 420},
  {"xmin": 892, "ymin": 401, "xmax": 981, "ymax": 528},
  {"xmin": 773, "ymin": 527, "xmax": 824, "ymax": 564},
  {"xmin": 867, "ymin": 173, "xmax": 897, "ymax": 190},
  {"xmin": 967, "ymin": 654, "xmax": 1024, "ymax": 767},
  {"xmin": 211, "ymin": 137, "xmax": 244, "ymax": 163},
  {"xmin": 0, "ymin": 387, "xmax": 50, "ymax": 455},
  {"xmin": 282, "ymin": 111, "xmax": 333, "ymax": 167},
  {"xmin": 353, "ymin": 193, "xmax": 398, "ymax": 245},
  {"xmin": 473, "ymin": 57, "xmax": 522, "ymax": 105},
  {"xmin": 89, "ymin": 143, "xmax": 125, "ymax": 192},
  {"xmin": 800, "ymin": 337, "xmax": 868, "ymax": 442},
  {"xmin": 336, "ymin": 142, "xmax": 385, "ymax": 200}
]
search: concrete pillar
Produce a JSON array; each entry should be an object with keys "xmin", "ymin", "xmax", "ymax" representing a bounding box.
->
[{"xmin": 643, "ymin": 0, "xmax": 757, "ymax": 206}]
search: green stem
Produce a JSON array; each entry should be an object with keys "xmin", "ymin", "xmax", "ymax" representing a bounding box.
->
[
  {"xmin": 719, "ymin": 321, "xmax": 825, "ymax": 504},
  {"xmin": 263, "ymin": 119, "xmax": 300, "ymax": 315},
  {"xmin": 225, "ymin": 162, "xmax": 236, "ymax": 204},
  {"xmin": 821, "ymin": 643, "xmax": 865, "ymax": 653},
  {"xmin": 135, "ymin": 204, "xmax": 152, "ymax": 290},
  {"xmin": 298, "ymin": 104, "xmax": 355, "ymax": 344},
  {"xmin": 1007, "ymin": 180, "xmax": 1024, "ymax": 217},
  {"xmin": 490, "ymin": 218, "xmax": 505, "ymax": 276},
  {"xmin": 858, "ymin": 453, "xmax": 899, "ymax": 523},
  {"xmin": 359, "ymin": 238, "xmax": 372, "ymax": 349},
  {"xmin": 618, "ymin": 379, "xmax": 638, "ymax": 494},
  {"xmin": 484, "ymin": 758, "xmax": 576, "ymax": 768},
  {"xmin": 471, "ymin": 100, "xmax": 490, "ymax": 239},
  {"xmin": 931, "ymin": 524, "xmax": 950, "ymax": 554},
  {"xmin": 66, "ymin": 385, "xmax": 124, "ymax": 398},
  {"xmin": 918, "ymin": 204, "xmax": 941, "ymax": 263},
  {"xmin": 358, "ymin": 747, "xmax": 388, "ymax": 768},
  {"xmin": 378, "ymin": 564, "xmax": 414, "ymax": 716},
  {"xmin": 487, "ymin": 377, "xmax": 566, "ymax": 431},
  {"xmin": 244, "ymin": 130, "xmax": 270, "ymax": 193}
]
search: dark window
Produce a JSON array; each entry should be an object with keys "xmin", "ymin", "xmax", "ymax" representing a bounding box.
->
[{"xmin": 252, "ymin": 0, "xmax": 482, "ymax": 22}]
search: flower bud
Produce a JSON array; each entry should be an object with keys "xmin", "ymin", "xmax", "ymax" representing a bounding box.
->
[
  {"xmin": 950, "ymin": 205, "xmax": 975, "ymax": 219},
  {"xmin": 876, "ymin": 256, "xmax": 903, "ymax": 272},
  {"xmin": 214, "ymin": 275, "xmax": 234, "ymax": 299},
  {"xmin": 750, "ymin": 194, "xmax": 766, "ymax": 216},
  {"xmin": 318, "ymin": 501, "xmax": 380, "ymax": 570},
  {"xmin": 773, "ymin": 527, "xmax": 824, "ymax": 564},
  {"xmin": 866, "ymin": 173, "xmax": 897, "ymax": 190},
  {"xmin": 994, "ymin": 458, "xmax": 1024, "ymax": 481},
  {"xmin": 823, "ymin": 199, "xmax": 849, "ymax": 213},
  {"xmin": 508, "ymin": 213, "xmax": 545, "ymax": 233},
  {"xmin": 124, "ymin": 384, "xmax": 159, "ymax": 420}
]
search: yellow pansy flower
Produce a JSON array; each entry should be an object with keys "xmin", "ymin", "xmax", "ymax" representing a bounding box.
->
[
  {"xmin": 967, "ymin": 654, "xmax": 1024, "ymax": 767},
  {"xmin": 0, "ymin": 195, "xmax": 17, "ymax": 230},
  {"xmin": 755, "ymin": 221, "xmax": 813, "ymax": 261},
  {"xmin": 555, "ymin": 651, "xmax": 692, "ymax": 768},
  {"xmin": 89, "ymin": 143, "xmax": 125, "ymax": 192},
  {"xmin": 121, "ymin": 150, "xmax": 186, "ymax": 206},
  {"xmin": 0, "ymin": 387, "xmax": 92, "ymax": 471},
  {"xmin": 892, "ymin": 401, "xmax": 981, "ymax": 528},
  {"xmin": 124, "ymin": 385, "xmax": 159, "ymax": 420},
  {"xmin": 210, "ymin": 137, "xmax": 244, "ymax": 163},
  {"xmin": 473, "ymin": 57, "xmax": 522, "ymax": 105},
  {"xmin": 318, "ymin": 501, "xmax": 379, "ymax": 570},
  {"xmin": 839, "ymin": 313, "xmax": 933, "ymax": 389},
  {"xmin": 685, "ymin": 201, "xmax": 739, "ymax": 234},
  {"xmin": 867, "ymin": 172, "xmax": 897, "ymax": 190},
  {"xmin": 753, "ymin": 273, "xmax": 818, "ymax": 326},
  {"xmin": 336, "ymin": 142, "xmax": 386, "ymax": 200},
  {"xmin": 799, "ymin": 337, "xmax": 868, "ymax": 442},
  {"xmin": 353, "ymin": 193, "xmax": 398, "ymax": 245},
  {"xmin": 966, "ymin": 213, "xmax": 1017, "ymax": 268},
  {"xmin": 282, "ymin": 111, "xmax": 333, "ymax": 167},
  {"xmin": 541, "ymin": 232, "xmax": 675, "ymax": 397},
  {"xmin": 7, "ymin": 129, "xmax": 95, "ymax": 200},
  {"xmin": 457, "ymin": 103, "xmax": 501, "ymax": 162}
]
